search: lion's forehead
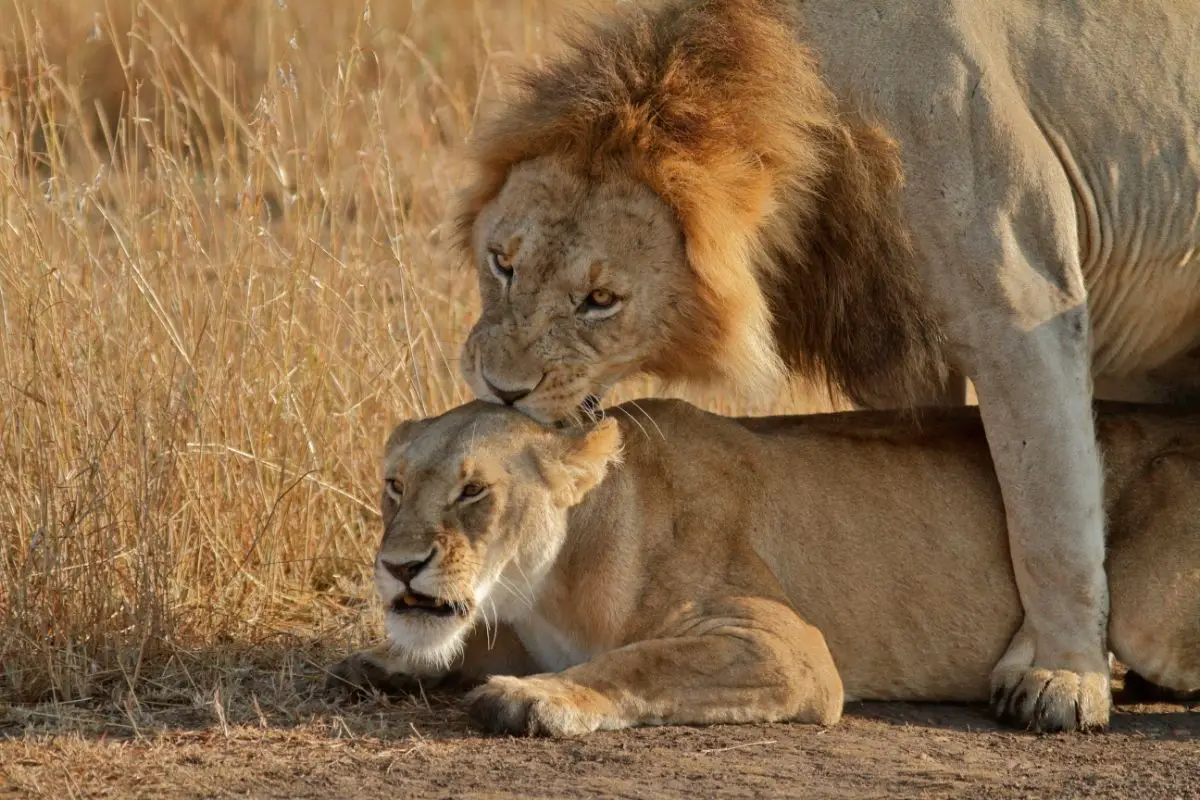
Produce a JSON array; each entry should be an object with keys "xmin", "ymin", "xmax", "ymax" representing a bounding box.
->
[{"xmin": 485, "ymin": 162, "xmax": 682, "ymax": 281}]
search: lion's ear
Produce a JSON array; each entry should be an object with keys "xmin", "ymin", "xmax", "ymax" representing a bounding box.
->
[{"xmin": 539, "ymin": 418, "xmax": 623, "ymax": 507}]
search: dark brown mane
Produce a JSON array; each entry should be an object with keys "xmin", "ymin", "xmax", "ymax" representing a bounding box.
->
[{"xmin": 456, "ymin": 0, "xmax": 948, "ymax": 407}]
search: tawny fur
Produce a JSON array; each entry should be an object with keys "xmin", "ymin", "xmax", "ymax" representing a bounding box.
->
[
  {"xmin": 455, "ymin": 0, "xmax": 946, "ymax": 406},
  {"xmin": 328, "ymin": 400, "xmax": 1200, "ymax": 737}
]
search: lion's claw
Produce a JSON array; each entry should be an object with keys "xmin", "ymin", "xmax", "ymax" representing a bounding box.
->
[{"xmin": 990, "ymin": 667, "xmax": 1111, "ymax": 733}]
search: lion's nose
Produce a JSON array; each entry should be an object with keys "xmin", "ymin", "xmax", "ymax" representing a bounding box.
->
[
  {"xmin": 381, "ymin": 550, "xmax": 435, "ymax": 585},
  {"xmin": 483, "ymin": 375, "xmax": 536, "ymax": 406}
]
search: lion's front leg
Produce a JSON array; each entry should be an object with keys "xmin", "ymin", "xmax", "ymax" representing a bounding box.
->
[
  {"xmin": 464, "ymin": 597, "xmax": 843, "ymax": 737},
  {"xmin": 968, "ymin": 308, "xmax": 1111, "ymax": 733},
  {"xmin": 895, "ymin": 106, "xmax": 1112, "ymax": 731}
]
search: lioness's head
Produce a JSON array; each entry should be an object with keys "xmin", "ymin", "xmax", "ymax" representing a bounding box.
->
[{"xmin": 375, "ymin": 402, "xmax": 621, "ymax": 667}]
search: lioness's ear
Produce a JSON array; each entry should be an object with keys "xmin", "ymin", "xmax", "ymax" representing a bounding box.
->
[{"xmin": 539, "ymin": 418, "xmax": 623, "ymax": 507}]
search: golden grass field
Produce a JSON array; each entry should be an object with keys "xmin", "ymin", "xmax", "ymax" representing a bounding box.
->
[{"xmin": 0, "ymin": 0, "xmax": 836, "ymax": 719}]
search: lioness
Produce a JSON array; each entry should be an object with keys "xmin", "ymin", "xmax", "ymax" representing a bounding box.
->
[
  {"xmin": 329, "ymin": 400, "xmax": 1200, "ymax": 737},
  {"xmin": 453, "ymin": 0, "xmax": 1200, "ymax": 731}
]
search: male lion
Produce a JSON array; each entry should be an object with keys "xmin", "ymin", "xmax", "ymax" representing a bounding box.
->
[
  {"xmin": 328, "ymin": 400, "xmax": 1200, "ymax": 737},
  {"xmin": 453, "ymin": 0, "xmax": 1200, "ymax": 731}
]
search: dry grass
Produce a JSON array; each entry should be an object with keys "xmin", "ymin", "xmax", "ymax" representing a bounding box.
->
[{"xmin": 0, "ymin": 0, "xmax": 836, "ymax": 723}]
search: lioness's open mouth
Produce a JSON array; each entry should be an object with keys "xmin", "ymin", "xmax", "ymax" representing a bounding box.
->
[{"xmin": 390, "ymin": 590, "xmax": 469, "ymax": 618}]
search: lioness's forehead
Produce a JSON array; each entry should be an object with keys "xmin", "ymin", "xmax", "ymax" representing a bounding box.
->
[{"xmin": 383, "ymin": 403, "xmax": 544, "ymax": 476}]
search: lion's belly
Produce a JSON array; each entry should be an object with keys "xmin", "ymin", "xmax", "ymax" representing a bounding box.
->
[
  {"xmin": 1063, "ymin": 128, "xmax": 1200, "ymax": 385},
  {"xmin": 1086, "ymin": 250, "xmax": 1200, "ymax": 383}
]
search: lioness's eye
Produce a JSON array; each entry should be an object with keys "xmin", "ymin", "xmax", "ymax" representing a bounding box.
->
[
  {"xmin": 385, "ymin": 478, "xmax": 404, "ymax": 499},
  {"xmin": 578, "ymin": 289, "xmax": 621, "ymax": 316},
  {"xmin": 488, "ymin": 250, "xmax": 514, "ymax": 282},
  {"xmin": 458, "ymin": 482, "xmax": 488, "ymax": 502}
]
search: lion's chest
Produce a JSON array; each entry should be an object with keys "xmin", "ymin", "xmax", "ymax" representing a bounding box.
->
[{"xmin": 514, "ymin": 614, "xmax": 591, "ymax": 673}]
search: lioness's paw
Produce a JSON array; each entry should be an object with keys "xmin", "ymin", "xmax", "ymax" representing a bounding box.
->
[
  {"xmin": 466, "ymin": 676, "xmax": 611, "ymax": 738},
  {"xmin": 990, "ymin": 667, "xmax": 1111, "ymax": 733},
  {"xmin": 323, "ymin": 651, "xmax": 425, "ymax": 700}
]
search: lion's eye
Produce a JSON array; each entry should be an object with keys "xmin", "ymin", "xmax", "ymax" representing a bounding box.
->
[
  {"xmin": 384, "ymin": 478, "xmax": 404, "ymax": 500},
  {"xmin": 458, "ymin": 482, "xmax": 488, "ymax": 502},
  {"xmin": 488, "ymin": 250, "xmax": 514, "ymax": 283},
  {"xmin": 578, "ymin": 289, "xmax": 621, "ymax": 316}
]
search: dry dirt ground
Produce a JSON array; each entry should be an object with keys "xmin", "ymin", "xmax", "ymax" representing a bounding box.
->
[{"xmin": 2, "ymin": 674, "xmax": 1196, "ymax": 799}]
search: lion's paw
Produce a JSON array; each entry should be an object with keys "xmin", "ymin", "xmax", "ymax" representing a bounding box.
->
[
  {"xmin": 323, "ymin": 650, "xmax": 425, "ymax": 701},
  {"xmin": 990, "ymin": 666, "xmax": 1111, "ymax": 733},
  {"xmin": 466, "ymin": 676, "xmax": 610, "ymax": 737}
]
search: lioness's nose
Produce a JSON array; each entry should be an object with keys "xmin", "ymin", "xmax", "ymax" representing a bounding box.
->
[
  {"xmin": 381, "ymin": 550, "xmax": 434, "ymax": 585},
  {"xmin": 483, "ymin": 376, "xmax": 534, "ymax": 406}
]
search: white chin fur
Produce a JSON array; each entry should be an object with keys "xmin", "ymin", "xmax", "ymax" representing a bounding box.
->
[{"xmin": 384, "ymin": 611, "xmax": 472, "ymax": 671}]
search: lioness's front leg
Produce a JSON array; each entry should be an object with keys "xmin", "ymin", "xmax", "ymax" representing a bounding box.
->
[
  {"xmin": 326, "ymin": 621, "xmax": 534, "ymax": 699},
  {"xmin": 465, "ymin": 597, "xmax": 843, "ymax": 737}
]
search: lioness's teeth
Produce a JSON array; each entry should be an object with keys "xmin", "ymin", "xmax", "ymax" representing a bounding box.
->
[{"xmin": 394, "ymin": 591, "xmax": 466, "ymax": 614}]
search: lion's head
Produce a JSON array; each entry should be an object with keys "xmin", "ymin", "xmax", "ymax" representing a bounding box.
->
[
  {"xmin": 374, "ymin": 402, "xmax": 621, "ymax": 667},
  {"xmin": 460, "ymin": 155, "xmax": 731, "ymax": 423},
  {"xmin": 457, "ymin": 0, "xmax": 946, "ymax": 422}
]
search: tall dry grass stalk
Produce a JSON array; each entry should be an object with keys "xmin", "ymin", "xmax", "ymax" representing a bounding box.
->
[{"xmin": 0, "ymin": 0, "xmax": 835, "ymax": 709}]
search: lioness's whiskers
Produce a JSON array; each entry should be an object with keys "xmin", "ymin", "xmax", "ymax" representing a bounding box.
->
[
  {"xmin": 482, "ymin": 599, "xmax": 499, "ymax": 651},
  {"xmin": 496, "ymin": 573, "xmax": 535, "ymax": 611},
  {"xmin": 510, "ymin": 560, "xmax": 540, "ymax": 607}
]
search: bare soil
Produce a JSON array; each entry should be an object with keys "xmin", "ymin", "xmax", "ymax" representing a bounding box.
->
[{"xmin": 3, "ymin": 677, "xmax": 1196, "ymax": 799}]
